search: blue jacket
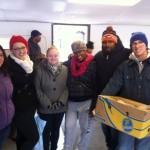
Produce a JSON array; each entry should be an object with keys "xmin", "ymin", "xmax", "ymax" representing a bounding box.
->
[
  {"xmin": 101, "ymin": 54, "xmax": 150, "ymax": 104},
  {"xmin": 0, "ymin": 72, "xmax": 15, "ymax": 130}
]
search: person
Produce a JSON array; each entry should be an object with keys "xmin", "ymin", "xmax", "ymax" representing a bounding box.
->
[
  {"xmin": 28, "ymin": 30, "xmax": 45, "ymax": 67},
  {"xmin": 34, "ymin": 46, "xmax": 68, "ymax": 150},
  {"xmin": 8, "ymin": 35, "xmax": 39, "ymax": 150},
  {"xmin": 86, "ymin": 41, "xmax": 94, "ymax": 54},
  {"xmin": 92, "ymin": 26, "xmax": 131, "ymax": 150},
  {"xmin": 101, "ymin": 32, "xmax": 150, "ymax": 150},
  {"xmin": 0, "ymin": 45, "xmax": 15, "ymax": 150},
  {"xmin": 63, "ymin": 41, "xmax": 96, "ymax": 150}
]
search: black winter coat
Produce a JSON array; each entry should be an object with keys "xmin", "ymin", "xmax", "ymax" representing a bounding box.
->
[
  {"xmin": 95, "ymin": 36, "xmax": 131, "ymax": 95},
  {"xmin": 8, "ymin": 56, "xmax": 38, "ymax": 111}
]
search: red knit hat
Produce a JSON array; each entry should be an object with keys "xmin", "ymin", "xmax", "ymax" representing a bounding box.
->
[
  {"xmin": 102, "ymin": 26, "xmax": 118, "ymax": 44},
  {"xmin": 9, "ymin": 35, "xmax": 28, "ymax": 51}
]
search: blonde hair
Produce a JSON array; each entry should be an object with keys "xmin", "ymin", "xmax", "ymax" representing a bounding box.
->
[{"xmin": 46, "ymin": 45, "xmax": 59, "ymax": 56}]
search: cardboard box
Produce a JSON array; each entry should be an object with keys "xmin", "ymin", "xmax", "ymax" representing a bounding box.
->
[{"xmin": 95, "ymin": 95, "xmax": 150, "ymax": 139}]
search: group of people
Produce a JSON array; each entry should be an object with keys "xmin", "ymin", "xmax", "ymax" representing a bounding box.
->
[{"xmin": 0, "ymin": 26, "xmax": 150, "ymax": 150}]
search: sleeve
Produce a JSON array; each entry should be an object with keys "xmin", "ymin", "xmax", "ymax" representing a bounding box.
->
[
  {"xmin": 87, "ymin": 62, "xmax": 98, "ymax": 113},
  {"xmin": 34, "ymin": 67, "xmax": 52, "ymax": 108},
  {"xmin": 58, "ymin": 86, "xmax": 68, "ymax": 105},
  {"xmin": 28, "ymin": 42, "xmax": 36, "ymax": 62},
  {"xmin": 58, "ymin": 67, "xmax": 68, "ymax": 104}
]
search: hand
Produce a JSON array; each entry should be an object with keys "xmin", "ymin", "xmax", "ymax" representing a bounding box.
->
[
  {"xmin": 51, "ymin": 101, "xmax": 64, "ymax": 110},
  {"xmin": 37, "ymin": 54, "xmax": 45, "ymax": 59},
  {"xmin": 92, "ymin": 109, "xmax": 96, "ymax": 115}
]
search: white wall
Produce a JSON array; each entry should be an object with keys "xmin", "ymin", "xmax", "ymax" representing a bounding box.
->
[
  {"xmin": 0, "ymin": 22, "xmax": 150, "ymax": 58},
  {"xmin": 0, "ymin": 21, "xmax": 52, "ymax": 54},
  {"xmin": 90, "ymin": 25, "xmax": 150, "ymax": 55}
]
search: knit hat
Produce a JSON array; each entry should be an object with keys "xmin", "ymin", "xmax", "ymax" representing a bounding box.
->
[
  {"xmin": 31, "ymin": 30, "xmax": 41, "ymax": 38},
  {"xmin": 9, "ymin": 35, "xmax": 28, "ymax": 50},
  {"xmin": 130, "ymin": 32, "xmax": 148, "ymax": 47},
  {"xmin": 86, "ymin": 41, "xmax": 94, "ymax": 49},
  {"xmin": 71, "ymin": 41, "xmax": 87, "ymax": 53},
  {"xmin": 102, "ymin": 26, "xmax": 118, "ymax": 43}
]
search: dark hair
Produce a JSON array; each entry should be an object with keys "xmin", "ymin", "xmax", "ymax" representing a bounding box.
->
[
  {"xmin": 86, "ymin": 41, "xmax": 94, "ymax": 49},
  {"xmin": 0, "ymin": 45, "xmax": 9, "ymax": 76}
]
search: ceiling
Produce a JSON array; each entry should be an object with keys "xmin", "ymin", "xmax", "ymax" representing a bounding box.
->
[{"xmin": 0, "ymin": 0, "xmax": 149, "ymax": 25}]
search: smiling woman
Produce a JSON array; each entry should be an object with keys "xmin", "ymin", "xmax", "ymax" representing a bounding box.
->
[
  {"xmin": 0, "ymin": 45, "xmax": 15, "ymax": 150},
  {"xmin": 7, "ymin": 35, "xmax": 39, "ymax": 150}
]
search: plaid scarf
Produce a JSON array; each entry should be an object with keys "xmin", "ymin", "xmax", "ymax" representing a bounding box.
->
[{"xmin": 47, "ymin": 62, "xmax": 62, "ymax": 76}]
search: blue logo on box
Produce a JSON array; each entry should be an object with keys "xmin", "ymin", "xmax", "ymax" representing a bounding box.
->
[{"xmin": 122, "ymin": 118, "xmax": 133, "ymax": 132}]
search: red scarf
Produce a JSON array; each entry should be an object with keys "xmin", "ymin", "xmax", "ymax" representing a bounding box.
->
[{"xmin": 71, "ymin": 53, "xmax": 94, "ymax": 76}]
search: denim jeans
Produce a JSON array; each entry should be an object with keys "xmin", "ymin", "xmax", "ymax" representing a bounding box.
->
[
  {"xmin": 101, "ymin": 124, "xmax": 118, "ymax": 150},
  {"xmin": 63, "ymin": 100, "xmax": 91, "ymax": 150},
  {"xmin": 116, "ymin": 131, "xmax": 150, "ymax": 150},
  {"xmin": 0, "ymin": 124, "xmax": 11, "ymax": 149}
]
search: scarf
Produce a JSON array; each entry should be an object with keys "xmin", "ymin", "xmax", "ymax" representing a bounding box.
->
[
  {"xmin": 71, "ymin": 53, "xmax": 94, "ymax": 76},
  {"xmin": 10, "ymin": 54, "xmax": 33, "ymax": 73},
  {"xmin": 47, "ymin": 61, "xmax": 62, "ymax": 76}
]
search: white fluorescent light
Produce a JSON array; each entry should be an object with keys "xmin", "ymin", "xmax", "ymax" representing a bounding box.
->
[{"xmin": 68, "ymin": 0, "xmax": 141, "ymax": 6}]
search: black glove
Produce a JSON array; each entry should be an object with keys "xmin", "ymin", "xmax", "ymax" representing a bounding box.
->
[{"xmin": 51, "ymin": 101, "xmax": 64, "ymax": 110}]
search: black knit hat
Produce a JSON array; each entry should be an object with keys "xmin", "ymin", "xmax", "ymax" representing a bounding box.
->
[
  {"xmin": 86, "ymin": 41, "xmax": 94, "ymax": 49},
  {"xmin": 31, "ymin": 30, "xmax": 41, "ymax": 38}
]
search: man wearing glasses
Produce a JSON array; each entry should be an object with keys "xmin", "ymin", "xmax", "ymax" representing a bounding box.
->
[{"xmin": 101, "ymin": 32, "xmax": 150, "ymax": 150}]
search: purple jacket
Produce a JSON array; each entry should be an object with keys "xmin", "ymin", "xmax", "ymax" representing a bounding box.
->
[{"xmin": 0, "ymin": 73, "xmax": 15, "ymax": 130}]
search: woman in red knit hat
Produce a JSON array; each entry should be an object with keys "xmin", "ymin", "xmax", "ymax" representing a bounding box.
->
[{"xmin": 8, "ymin": 35, "xmax": 39, "ymax": 150}]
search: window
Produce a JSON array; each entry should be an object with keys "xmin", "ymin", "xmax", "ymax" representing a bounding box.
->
[{"xmin": 52, "ymin": 23, "xmax": 90, "ymax": 62}]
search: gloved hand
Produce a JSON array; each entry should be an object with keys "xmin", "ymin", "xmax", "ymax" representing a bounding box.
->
[{"xmin": 51, "ymin": 101, "xmax": 64, "ymax": 110}]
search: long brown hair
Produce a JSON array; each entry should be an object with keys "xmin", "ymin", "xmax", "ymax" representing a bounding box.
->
[{"xmin": 0, "ymin": 45, "xmax": 9, "ymax": 76}]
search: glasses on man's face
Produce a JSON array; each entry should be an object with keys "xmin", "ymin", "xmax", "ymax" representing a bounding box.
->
[
  {"xmin": 132, "ymin": 41, "xmax": 144, "ymax": 47},
  {"xmin": 13, "ymin": 46, "xmax": 26, "ymax": 51}
]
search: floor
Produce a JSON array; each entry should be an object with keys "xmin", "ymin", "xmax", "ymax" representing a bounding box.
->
[{"xmin": 2, "ymin": 119, "xmax": 107, "ymax": 150}]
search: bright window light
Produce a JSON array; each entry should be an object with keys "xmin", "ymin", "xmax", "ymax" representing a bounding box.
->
[{"xmin": 68, "ymin": 0, "xmax": 141, "ymax": 6}]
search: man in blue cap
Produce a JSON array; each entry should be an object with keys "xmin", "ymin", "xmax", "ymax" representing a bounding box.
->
[
  {"xmin": 28, "ymin": 30, "xmax": 45, "ymax": 67},
  {"xmin": 101, "ymin": 32, "xmax": 150, "ymax": 149}
]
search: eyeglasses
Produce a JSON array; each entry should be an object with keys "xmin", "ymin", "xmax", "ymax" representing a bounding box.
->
[
  {"xmin": 13, "ymin": 46, "xmax": 26, "ymax": 51},
  {"xmin": 132, "ymin": 41, "xmax": 144, "ymax": 47}
]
